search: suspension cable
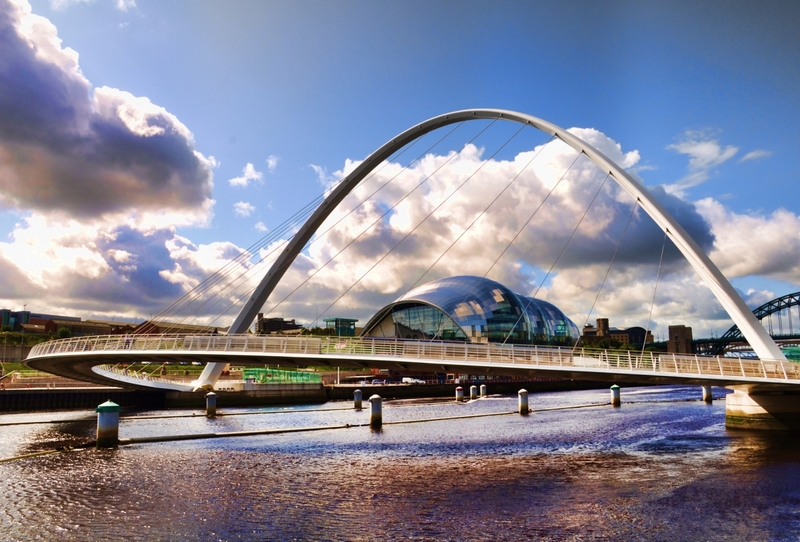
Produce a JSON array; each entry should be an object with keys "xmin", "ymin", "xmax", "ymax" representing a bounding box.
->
[
  {"xmin": 572, "ymin": 194, "xmax": 640, "ymax": 351},
  {"xmin": 642, "ymin": 230, "xmax": 668, "ymax": 355}
]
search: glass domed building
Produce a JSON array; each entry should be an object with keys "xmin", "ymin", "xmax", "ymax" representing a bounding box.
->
[{"xmin": 361, "ymin": 275, "xmax": 579, "ymax": 346}]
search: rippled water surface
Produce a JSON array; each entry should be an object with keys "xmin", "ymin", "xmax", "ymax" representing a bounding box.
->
[{"xmin": 1, "ymin": 386, "xmax": 799, "ymax": 540}]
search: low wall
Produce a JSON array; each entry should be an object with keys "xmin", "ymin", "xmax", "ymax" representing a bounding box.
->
[
  {"xmin": 165, "ymin": 383, "xmax": 327, "ymax": 408},
  {"xmin": 0, "ymin": 388, "xmax": 166, "ymax": 412}
]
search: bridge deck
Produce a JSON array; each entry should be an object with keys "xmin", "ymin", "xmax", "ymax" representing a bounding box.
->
[{"xmin": 25, "ymin": 335, "xmax": 800, "ymax": 392}]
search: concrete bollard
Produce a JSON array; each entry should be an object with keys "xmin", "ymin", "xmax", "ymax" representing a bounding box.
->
[
  {"xmin": 480, "ymin": 384, "xmax": 487, "ymax": 398},
  {"xmin": 206, "ymin": 392, "xmax": 217, "ymax": 418},
  {"xmin": 455, "ymin": 386, "xmax": 464, "ymax": 402},
  {"xmin": 702, "ymin": 385, "xmax": 713, "ymax": 404},
  {"xmin": 369, "ymin": 394, "xmax": 382, "ymax": 429},
  {"xmin": 470, "ymin": 385, "xmax": 478, "ymax": 401},
  {"xmin": 96, "ymin": 400, "xmax": 121, "ymax": 449},
  {"xmin": 518, "ymin": 389, "xmax": 529, "ymax": 415},
  {"xmin": 354, "ymin": 389, "xmax": 363, "ymax": 410},
  {"xmin": 610, "ymin": 385, "xmax": 621, "ymax": 407}
]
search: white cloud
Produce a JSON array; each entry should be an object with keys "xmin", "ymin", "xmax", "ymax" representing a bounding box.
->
[
  {"xmin": 266, "ymin": 155, "xmax": 279, "ymax": 173},
  {"xmin": 234, "ymin": 201, "xmax": 255, "ymax": 217},
  {"xmin": 664, "ymin": 131, "xmax": 738, "ymax": 196},
  {"xmin": 228, "ymin": 163, "xmax": 263, "ymax": 187},
  {"xmin": 255, "ymin": 221, "xmax": 268, "ymax": 232},
  {"xmin": 740, "ymin": 149, "xmax": 772, "ymax": 162},
  {"xmin": 115, "ymin": 0, "xmax": 135, "ymax": 11}
]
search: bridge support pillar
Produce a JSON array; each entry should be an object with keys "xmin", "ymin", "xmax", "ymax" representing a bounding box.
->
[
  {"xmin": 354, "ymin": 389, "xmax": 363, "ymax": 411},
  {"xmin": 726, "ymin": 390, "xmax": 800, "ymax": 430},
  {"xmin": 480, "ymin": 384, "xmax": 487, "ymax": 398},
  {"xmin": 369, "ymin": 395, "xmax": 382, "ymax": 429},
  {"xmin": 702, "ymin": 386, "xmax": 713, "ymax": 404}
]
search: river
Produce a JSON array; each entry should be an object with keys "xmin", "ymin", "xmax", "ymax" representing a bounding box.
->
[{"xmin": 1, "ymin": 385, "xmax": 799, "ymax": 540}]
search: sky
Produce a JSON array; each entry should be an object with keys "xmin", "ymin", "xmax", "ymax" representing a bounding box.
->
[{"xmin": 1, "ymin": 0, "xmax": 799, "ymax": 340}]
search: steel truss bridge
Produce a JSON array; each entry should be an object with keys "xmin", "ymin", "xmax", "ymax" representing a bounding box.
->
[
  {"xmin": 24, "ymin": 108, "xmax": 796, "ymax": 395},
  {"xmin": 699, "ymin": 292, "xmax": 800, "ymax": 355}
]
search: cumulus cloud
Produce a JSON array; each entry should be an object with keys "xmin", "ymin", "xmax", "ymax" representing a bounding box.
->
[
  {"xmin": 266, "ymin": 155, "xmax": 279, "ymax": 172},
  {"xmin": 234, "ymin": 201, "xmax": 255, "ymax": 217},
  {"xmin": 0, "ymin": 0, "xmax": 223, "ymax": 321},
  {"xmin": 255, "ymin": 221, "xmax": 268, "ymax": 232},
  {"xmin": 228, "ymin": 162, "xmax": 263, "ymax": 187},
  {"xmin": 0, "ymin": 0, "xmax": 215, "ymax": 220},
  {"xmin": 664, "ymin": 131, "xmax": 738, "ymax": 196}
]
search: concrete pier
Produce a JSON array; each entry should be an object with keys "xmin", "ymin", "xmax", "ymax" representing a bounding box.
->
[
  {"xmin": 725, "ymin": 389, "xmax": 800, "ymax": 430},
  {"xmin": 480, "ymin": 384, "xmax": 487, "ymax": 398},
  {"xmin": 354, "ymin": 389, "xmax": 362, "ymax": 410},
  {"xmin": 205, "ymin": 392, "xmax": 217, "ymax": 418},
  {"xmin": 702, "ymin": 386, "xmax": 713, "ymax": 404},
  {"xmin": 470, "ymin": 385, "xmax": 478, "ymax": 401}
]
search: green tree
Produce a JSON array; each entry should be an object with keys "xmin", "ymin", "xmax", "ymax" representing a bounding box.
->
[{"xmin": 57, "ymin": 327, "xmax": 72, "ymax": 339}]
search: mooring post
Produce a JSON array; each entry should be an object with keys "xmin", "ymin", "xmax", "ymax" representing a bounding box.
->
[
  {"xmin": 470, "ymin": 385, "xmax": 478, "ymax": 401},
  {"xmin": 610, "ymin": 384, "xmax": 621, "ymax": 407},
  {"xmin": 369, "ymin": 394, "xmax": 382, "ymax": 429},
  {"xmin": 96, "ymin": 400, "xmax": 121, "ymax": 449},
  {"xmin": 702, "ymin": 385, "xmax": 713, "ymax": 404},
  {"xmin": 480, "ymin": 384, "xmax": 487, "ymax": 398},
  {"xmin": 354, "ymin": 389, "xmax": 363, "ymax": 410},
  {"xmin": 206, "ymin": 391, "xmax": 217, "ymax": 418},
  {"xmin": 455, "ymin": 386, "xmax": 464, "ymax": 402},
  {"xmin": 518, "ymin": 389, "xmax": 529, "ymax": 415}
]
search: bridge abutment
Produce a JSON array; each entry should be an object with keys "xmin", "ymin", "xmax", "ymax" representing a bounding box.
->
[{"xmin": 725, "ymin": 389, "xmax": 800, "ymax": 430}]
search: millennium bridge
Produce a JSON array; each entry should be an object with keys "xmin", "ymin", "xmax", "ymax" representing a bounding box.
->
[{"xmin": 25, "ymin": 108, "xmax": 800, "ymax": 429}]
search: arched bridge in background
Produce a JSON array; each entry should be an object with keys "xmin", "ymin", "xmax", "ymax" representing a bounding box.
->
[{"xmin": 700, "ymin": 292, "xmax": 800, "ymax": 356}]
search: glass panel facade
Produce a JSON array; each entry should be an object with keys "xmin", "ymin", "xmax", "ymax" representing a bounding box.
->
[{"xmin": 362, "ymin": 275, "xmax": 579, "ymax": 346}]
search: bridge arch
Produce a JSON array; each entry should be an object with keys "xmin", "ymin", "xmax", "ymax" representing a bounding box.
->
[
  {"xmin": 709, "ymin": 291, "xmax": 800, "ymax": 355},
  {"xmin": 194, "ymin": 109, "xmax": 785, "ymax": 389}
]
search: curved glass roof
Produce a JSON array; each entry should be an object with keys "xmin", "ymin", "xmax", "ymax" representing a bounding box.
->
[{"xmin": 361, "ymin": 275, "xmax": 579, "ymax": 345}]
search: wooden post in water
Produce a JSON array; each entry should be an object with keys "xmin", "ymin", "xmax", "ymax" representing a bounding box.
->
[
  {"xmin": 354, "ymin": 389, "xmax": 363, "ymax": 410},
  {"xmin": 96, "ymin": 400, "xmax": 121, "ymax": 449}
]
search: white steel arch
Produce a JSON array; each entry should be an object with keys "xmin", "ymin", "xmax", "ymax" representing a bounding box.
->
[{"xmin": 193, "ymin": 109, "xmax": 785, "ymax": 390}]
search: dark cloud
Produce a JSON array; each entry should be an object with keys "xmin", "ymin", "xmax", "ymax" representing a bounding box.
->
[{"xmin": 0, "ymin": 0, "xmax": 213, "ymax": 218}]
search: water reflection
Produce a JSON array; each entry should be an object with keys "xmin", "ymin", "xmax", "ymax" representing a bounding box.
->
[{"xmin": 1, "ymin": 386, "xmax": 799, "ymax": 540}]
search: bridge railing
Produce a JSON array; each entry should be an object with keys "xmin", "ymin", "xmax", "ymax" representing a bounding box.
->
[{"xmin": 28, "ymin": 334, "xmax": 800, "ymax": 383}]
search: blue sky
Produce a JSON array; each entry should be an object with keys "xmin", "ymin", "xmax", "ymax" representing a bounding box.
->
[{"xmin": 1, "ymin": 0, "xmax": 799, "ymax": 339}]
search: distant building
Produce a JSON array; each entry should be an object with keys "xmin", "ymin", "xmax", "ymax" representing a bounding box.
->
[
  {"xmin": 668, "ymin": 325, "xmax": 694, "ymax": 354},
  {"xmin": 45, "ymin": 319, "xmax": 113, "ymax": 337},
  {"xmin": 256, "ymin": 314, "xmax": 304, "ymax": 334},
  {"xmin": 324, "ymin": 317, "xmax": 358, "ymax": 337},
  {"xmin": 581, "ymin": 318, "xmax": 653, "ymax": 347},
  {"xmin": 360, "ymin": 276, "xmax": 578, "ymax": 345}
]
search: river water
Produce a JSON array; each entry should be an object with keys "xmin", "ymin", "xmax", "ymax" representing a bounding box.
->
[{"xmin": 1, "ymin": 385, "xmax": 799, "ymax": 541}]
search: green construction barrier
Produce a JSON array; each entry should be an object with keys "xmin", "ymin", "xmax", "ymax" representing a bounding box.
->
[{"xmin": 242, "ymin": 368, "xmax": 322, "ymax": 384}]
